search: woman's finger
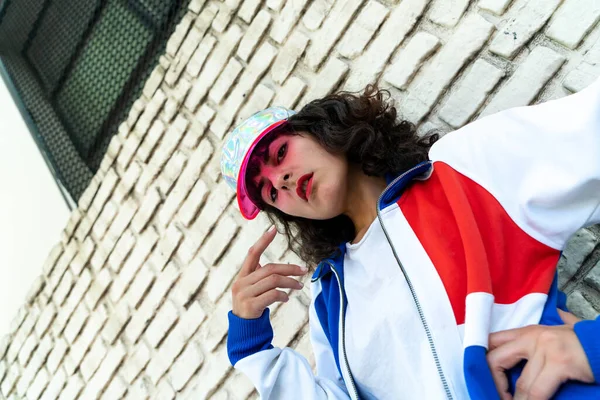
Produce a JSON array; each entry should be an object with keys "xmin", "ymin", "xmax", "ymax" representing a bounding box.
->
[
  {"xmin": 252, "ymin": 289, "xmax": 290, "ymax": 310},
  {"xmin": 514, "ymin": 351, "xmax": 545, "ymax": 399},
  {"xmin": 557, "ymin": 309, "xmax": 581, "ymax": 326},
  {"xmin": 246, "ymin": 263, "xmax": 308, "ymax": 285},
  {"xmin": 246, "ymin": 274, "xmax": 303, "ymax": 298},
  {"xmin": 520, "ymin": 365, "xmax": 564, "ymax": 400},
  {"xmin": 238, "ymin": 227, "xmax": 277, "ymax": 278}
]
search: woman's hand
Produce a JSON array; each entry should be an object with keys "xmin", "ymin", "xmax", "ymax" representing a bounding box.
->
[
  {"xmin": 231, "ymin": 227, "xmax": 309, "ymax": 319},
  {"xmin": 487, "ymin": 309, "xmax": 593, "ymax": 400}
]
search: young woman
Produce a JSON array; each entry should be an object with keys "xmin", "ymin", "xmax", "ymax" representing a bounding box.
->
[{"xmin": 220, "ymin": 77, "xmax": 600, "ymax": 399}]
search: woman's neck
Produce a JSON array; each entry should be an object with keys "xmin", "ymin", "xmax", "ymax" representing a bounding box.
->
[{"xmin": 344, "ymin": 165, "xmax": 388, "ymax": 244}]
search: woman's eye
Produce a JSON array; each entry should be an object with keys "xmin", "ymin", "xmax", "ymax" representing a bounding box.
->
[
  {"xmin": 270, "ymin": 187, "xmax": 278, "ymax": 203},
  {"xmin": 277, "ymin": 144, "xmax": 287, "ymax": 163}
]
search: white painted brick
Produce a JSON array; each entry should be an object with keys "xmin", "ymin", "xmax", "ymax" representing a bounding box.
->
[
  {"xmin": 124, "ymin": 264, "xmax": 155, "ymax": 309},
  {"xmin": 146, "ymin": 301, "xmax": 205, "ymax": 384},
  {"xmin": 189, "ymin": 0, "xmax": 207, "ymax": 13},
  {"xmin": 101, "ymin": 301, "xmax": 129, "ymax": 345},
  {"xmin": 69, "ymin": 236, "xmax": 95, "ymax": 276},
  {"xmin": 271, "ymin": 0, "xmax": 311, "ymax": 44},
  {"xmin": 302, "ymin": 0, "xmax": 334, "ymax": 31},
  {"xmin": 226, "ymin": 369, "xmax": 255, "ymax": 399},
  {"xmin": 42, "ymin": 243, "xmax": 64, "ymax": 277},
  {"xmin": 62, "ymin": 209, "xmax": 82, "ymax": 242},
  {"xmin": 402, "ymin": 14, "xmax": 494, "ymax": 123},
  {"xmin": 110, "ymin": 227, "xmax": 159, "ymax": 304},
  {"xmin": 344, "ymin": 0, "xmax": 428, "ymax": 91},
  {"xmin": 135, "ymin": 89, "xmax": 167, "ymax": 135},
  {"xmin": 113, "ymin": 164, "xmax": 142, "ymax": 205},
  {"xmin": 185, "ymin": 34, "xmax": 217, "ymax": 79},
  {"xmin": 239, "ymin": 84, "xmax": 276, "ymax": 121},
  {"xmin": 131, "ymin": 187, "xmax": 162, "ymax": 233},
  {"xmin": 125, "ymin": 376, "xmax": 151, "ymax": 400},
  {"xmin": 121, "ymin": 343, "xmax": 151, "ymax": 384},
  {"xmin": 478, "ymin": 0, "xmax": 512, "ymax": 15},
  {"xmin": 18, "ymin": 334, "xmax": 38, "ymax": 366},
  {"xmin": 90, "ymin": 240, "xmax": 111, "ymax": 273},
  {"xmin": 100, "ymin": 375, "xmax": 127, "ymax": 400},
  {"xmin": 26, "ymin": 367, "xmax": 49, "ymax": 400},
  {"xmin": 547, "ymin": 0, "xmax": 600, "ymax": 49},
  {"xmin": 267, "ymin": 0, "xmax": 283, "ymax": 11},
  {"xmin": 211, "ymin": 42, "xmax": 278, "ymax": 139},
  {"xmin": 169, "ymin": 341, "xmax": 204, "ymax": 390},
  {"xmin": 1, "ymin": 363, "xmax": 19, "ymax": 397},
  {"xmin": 46, "ymin": 338, "xmax": 68, "ymax": 374},
  {"xmin": 166, "ymin": 27, "xmax": 205, "ymax": 86},
  {"xmin": 63, "ymin": 303, "xmax": 89, "ymax": 344},
  {"xmin": 64, "ymin": 306, "xmax": 107, "ymax": 374},
  {"xmin": 145, "ymin": 300, "xmax": 179, "ymax": 348},
  {"xmin": 430, "ymin": 0, "xmax": 469, "ymax": 27},
  {"xmin": 7, "ymin": 305, "xmax": 39, "ymax": 363},
  {"xmin": 166, "ymin": 14, "xmax": 194, "ymax": 57},
  {"xmin": 176, "ymin": 178, "xmax": 209, "ymax": 226},
  {"xmin": 273, "ymin": 76, "xmax": 307, "ymax": 109},
  {"xmin": 134, "ymin": 164, "xmax": 161, "ymax": 200},
  {"xmin": 137, "ymin": 119, "xmax": 166, "ymax": 163},
  {"xmin": 85, "ymin": 268, "xmax": 112, "ymax": 310},
  {"xmin": 439, "ymin": 60, "xmax": 505, "ymax": 128},
  {"xmin": 157, "ymin": 140, "xmax": 213, "ymax": 228},
  {"xmin": 383, "ymin": 32, "xmax": 441, "ymax": 90},
  {"xmin": 40, "ymin": 367, "xmax": 66, "ymax": 400},
  {"xmin": 78, "ymin": 177, "xmax": 101, "ymax": 212},
  {"xmin": 46, "ymin": 241, "xmax": 77, "ymax": 296},
  {"xmin": 185, "ymin": 24, "xmax": 243, "ymax": 111},
  {"xmin": 490, "ymin": 0, "xmax": 562, "ymax": 59},
  {"xmin": 80, "ymin": 340, "xmax": 126, "ymax": 399},
  {"xmin": 304, "ymin": 0, "xmax": 362, "ymax": 69},
  {"xmin": 338, "ymin": 1, "xmax": 389, "ymax": 59},
  {"xmin": 107, "ymin": 230, "xmax": 135, "ymax": 273},
  {"xmin": 208, "ymin": 58, "xmax": 244, "ymax": 104},
  {"xmin": 126, "ymin": 99, "xmax": 145, "ymax": 134},
  {"xmin": 87, "ymin": 169, "xmax": 118, "ymax": 218},
  {"xmin": 116, "ymin": 134, "xmax": 142, "ymax": 172},
  {"xmin": 238, "ymin": 10, "xmax": 272, "ymax": 62},
  {"xmin": 80, "ymin": 336, "xmax": 107, "ymax": 381},
  {"xmin": 238, "ymin": 0, "xmax": 262, "ymax": 23},
  {"xmin": 143, "ymin": 65, "xmax": 166, "ymax": 99},
  {"xmin": 271, "ymin": 296, "xmax": 308, "ymax": 347},
  {"xmin": 158, "ymin": 151, "xmax": 188, "ymax": 196},
  {"xmin": 302, "ymin": 57, "xmax": 348, "ymax": 104},
  {"xmin": 212, "ymin": 0, "xmax": 242, "ymax": 33},
  {"xmin": 57, "ymin": 374, "xmax": 83, "ymax": 400},
  {"xmin": 171, "ymin": 259, "xmax": 209, "ymax": 307},
  {"xmin": 149, "ymin": 115, "xmax": 189, "ymax": 170},
  {"xmin": 271, "ymin": 31, "xmax": 309, "ymax": 84},
  {"xmin": 200, "ymin": 214, "xmax": 240, "ymax": 266},
  {"xmin": 564, "ymin": 62, "xmax": 600, "ymax": 93},
  {"xmin": 54, "ymin": 268, "xmax": 92, "ymax": 336},
  {"xmin": 184, "ymin": 346, "xmax": 231, "ymax": 399},
  {"xmin": 198, "ymin": 295, "xmax": 232, "ymax": 351},
  {"xmin": 52, "ymin": 269, "xmax": 74, "ymax": 307},
  {"xmin": 92, "ymin": 201, "xmax": 118, "ymax": 240},
  {"xmin": 152, "ymin": 379, "xmax": 175, "ymax": 400},
  {"xmin": 16, "ymin": 336, "xmax": 52, "ymax": 396},
  {"xmin": 125, "ymin": 263, "xmax": 179, "ymax": 344},
  {"xmin": 149, "ymin": 225, "xmax": 183, "ymax": 272},
  {"xmin": 74, "ymin": 216, "xmax": 93, "ymax": 244},
  {"xmin": 179, "ymin": 181, "xmax": 235, "ymax": 264},
  {"xmin": 34, "ymin": 302, "xmax": 56, "ymax": 337},
  {"xmin": 482, "ymin": 47, "xmax": 565, "ymax": 116}
]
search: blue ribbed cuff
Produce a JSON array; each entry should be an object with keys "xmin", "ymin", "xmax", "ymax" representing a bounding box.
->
[
  {"xmin": 574, "ymin": 316, "xmax": 600, "ymax": 382},
  {"xmin": 227, "ymin": 308, "xmax": 274, "ymax": 366}
]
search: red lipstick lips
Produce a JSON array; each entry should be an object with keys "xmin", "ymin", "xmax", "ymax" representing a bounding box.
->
[{"xmin": 296, "ymin": 173, "xmax": 313, "ymax": 201}]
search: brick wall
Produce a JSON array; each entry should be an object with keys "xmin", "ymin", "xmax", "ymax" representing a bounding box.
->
[{"xmin": 2, "ymin": 0, "xmax": 600, "ymax": 398}]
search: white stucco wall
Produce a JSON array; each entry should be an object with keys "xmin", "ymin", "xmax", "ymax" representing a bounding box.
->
[{"xmin": 0, "ymin": 77, "xmax": 70, "ymax": 337}]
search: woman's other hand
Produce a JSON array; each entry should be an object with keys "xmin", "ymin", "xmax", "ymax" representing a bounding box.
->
[
  {"xmin": 487, "ymin": 309, "xmax": 593, "ymax": 400},
  {"xmin": 231, "ymin": 227, "xmax": 309, "ymax": 319}
]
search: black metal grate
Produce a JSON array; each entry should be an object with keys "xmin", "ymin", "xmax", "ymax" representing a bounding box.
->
[{"xmin": 0, "ymin": 0, "xmax": 190, "ymax": 201}]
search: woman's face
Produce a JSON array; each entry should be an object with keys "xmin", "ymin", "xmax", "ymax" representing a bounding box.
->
[{"xmin": 249, "ymin": 133, "xmax": 349, "ymax": 219}]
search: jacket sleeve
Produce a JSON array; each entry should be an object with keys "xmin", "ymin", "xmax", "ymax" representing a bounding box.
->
[
  {"xmin": 575, "ymin": 316, "xmax": 600, "ymax": 383},
  {"xmin": 227, "ymin": 289, "xmax": 350, "ymax": 399},
  {"xmin": 429, "ymin": 76, "xmax": 600, "ymax": 250}
]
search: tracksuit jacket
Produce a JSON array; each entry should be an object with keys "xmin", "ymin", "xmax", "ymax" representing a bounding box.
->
[{"xmin": 226, "ymin": 76, "xmax": 600, "ymax": 399}]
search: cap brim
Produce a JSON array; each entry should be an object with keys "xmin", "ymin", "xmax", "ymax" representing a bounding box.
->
[{"xmin": 236, "ymin": 119, "xmax": 288, "ymax": 220}]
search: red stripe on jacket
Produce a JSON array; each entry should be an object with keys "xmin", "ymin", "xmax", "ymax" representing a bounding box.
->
[{"xmin": 397, "ymin": 162, "xmax": 560, "ymax": 325}]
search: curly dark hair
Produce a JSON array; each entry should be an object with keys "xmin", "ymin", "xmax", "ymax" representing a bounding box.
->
[{"xmin": 246, "ymin": 84, "xmax": 438, "ymax": 268}]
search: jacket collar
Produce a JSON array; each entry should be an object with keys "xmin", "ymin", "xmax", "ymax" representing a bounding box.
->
[{"xmin": 311, "ymin": 161, "xmax": 434, "ymax": 282}]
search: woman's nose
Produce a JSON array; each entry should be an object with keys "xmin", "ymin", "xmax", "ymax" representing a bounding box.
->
[{"xmin": 274, "ymin": 172, "xmax": 292, "ymax": 190}]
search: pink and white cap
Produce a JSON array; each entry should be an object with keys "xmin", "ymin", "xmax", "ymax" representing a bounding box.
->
[{"xmin": 220, "ymin": 106, "xmax": 296, "ymax": 220}]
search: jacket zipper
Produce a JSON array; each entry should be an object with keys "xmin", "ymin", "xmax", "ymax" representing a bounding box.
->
[
  {"xmin": 327, "ymin": 261, "xmax": 360, "ymax": 400},
  {"xmin": 376, "ymin": 162, "xmax": 454, "ymax": 400}
]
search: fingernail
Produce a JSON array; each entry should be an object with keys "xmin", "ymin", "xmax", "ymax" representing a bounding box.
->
[
  {"xmin": 268, "ymin": 226, "xmax": 276, "ymax": 234},
  {"xmin": 298, "ymin": 281, "xmax": 304, "ymax": 288},
  {"xmin": 300, "ymin": 265, "xmax": 308, "ymax": 272}
]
